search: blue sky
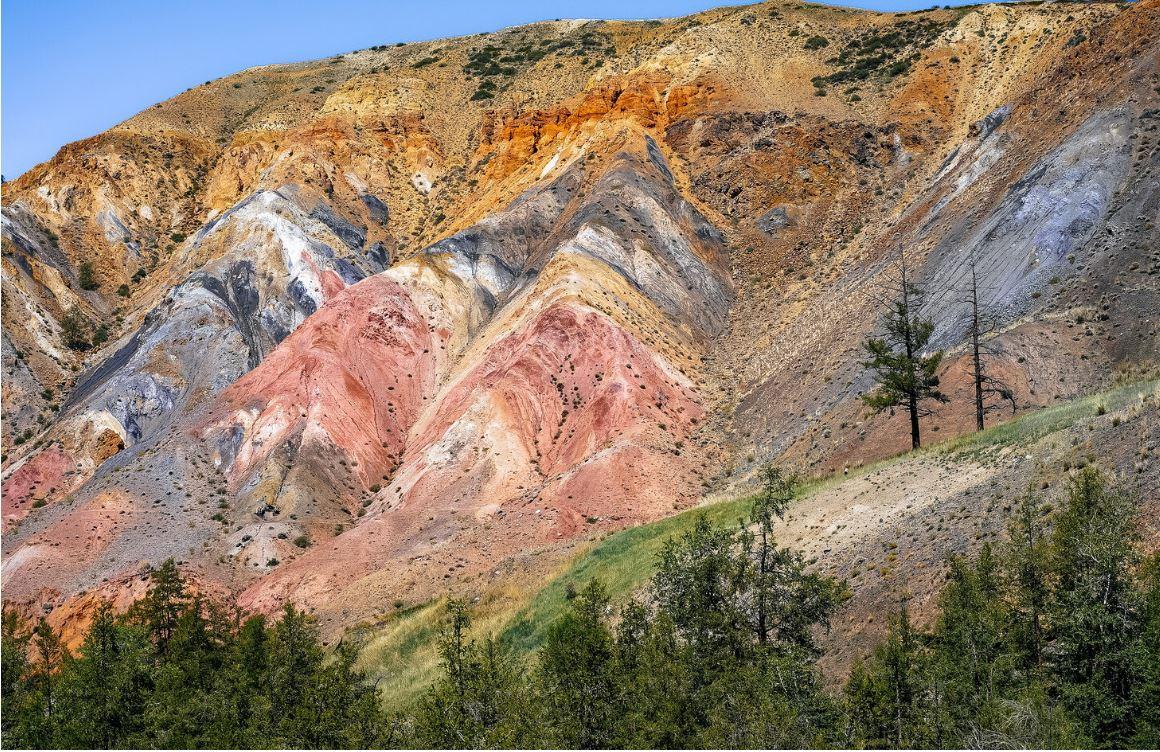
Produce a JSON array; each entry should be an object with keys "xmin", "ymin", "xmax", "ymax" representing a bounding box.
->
[{"xmin": 3, "ymin": 0, "xmax": 959, "ymax": 178}]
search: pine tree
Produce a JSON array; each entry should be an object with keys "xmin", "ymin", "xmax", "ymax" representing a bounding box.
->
[
  {"xmin": 1, "ymin": 610, "xmax": 33, "ymax": 747},
  {"xmin": 882, "ymin": 605, "xmax": 924, "ymax": 747},
  {"xmin": 59, "ymin": 306, "xmax": 92, "ymax": 351},
  {"xmin": 78, "ymin": 261, "xmax": 98, "ymax": 290},
  {"xmin": 926, "ymin": 550, "xmax": 1008, "ymax": 744},
  {"xmin": 266, "ymin": 604, "xmax": 325, "ymax": 744},
  {"xmin": 845, "ymin": 604, "xmax": 928, "ymax": 748},
  {"xmin": 1049, "ymin": 467, "xmax": 1141, "ymax": 744},
  {"xmin": 132, "ymin": 558, "xmax": 188, "ymax": 654},
  {"xmin": 1004, "ymin": 486, "xmax": 1050, "ymax": 670},
  {"xmin": 653, "ymin": 514, "xmax": 751, "ymax": 678},
  {"xmin": 539, "ymin": 580, "xmax": 619, "ymax": 748},
  {"xmin": 141, "ymin": 596, "xmax": 221, "ymax": 747},
  {"xmin": 1131, "ymin": 554, "xmax": 1160, "ymax": 747},
  {"xmin": 31, "ymin": 618, "xmax": 67, "ymax": 744},
  {"xmin": 220, "ymin": 613, "xmax": 271, "ymax": 746},
  {"xmin": 416, "ymin": 600, "xmax": 534, "ymax": 748},
  {"xmin": 862, "ymin": 251, "xmax": 948, "ymax": 449},
  {"xmin": 299, "ymin": 639, "xmax": 388, "ymax": 748},
  {"xmin": 645, "ymin": 502, "xmax": 842, "ymax": 747},
  {"xmin": 613, "ymin": 607, "xmax": 692, "ymax": 747},
  {"xmin": 56, "ymin": 603, "xmax": 151, "ymax": 749},
  {"xmin": 751, "ymin": 465, "xmax": 795, "ymax": 645}
]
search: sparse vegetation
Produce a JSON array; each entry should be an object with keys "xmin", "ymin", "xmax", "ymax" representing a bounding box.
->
[
  {"xmin": 7, "ymin": 470, "xmax": 1154, "ymax": 748},
  {"xmin": 2, "ymin": 4, "xmax": 1157, "ymax": 750},
  {"xmin": 812, "ymin": 16, "xmax": 953, "ymax": 91},
  {"xmin": 77, "ymin": 263, "xmax": 98, "ymax": 291},
  {"xmin": 59, "ymin": 307, "xmax": 92, "ymax": 351},
  {"xmin": 462, "ymin": 31, "xmax": 613, "ymax": 101}
]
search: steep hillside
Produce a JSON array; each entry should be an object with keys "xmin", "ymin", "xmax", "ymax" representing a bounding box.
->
[
  {"xmin": 351, "ymin": 379, "xmax": 1160, "ymax": 704},
  {"xmin": 2, "ymin": 0, "xmax": 1158, "ymax": 647}
]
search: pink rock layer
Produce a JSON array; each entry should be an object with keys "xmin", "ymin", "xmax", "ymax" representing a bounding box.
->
[
  {"xmin": 238, "ymin": 299, "xmax": 705, "ymax": 617},
  {"xmin": 2, "ymin": 445, "xmax": 75, "ymax": 531},
  {"xmin": 206, "ymin": 275, "xmax": 441, "ymax": 490}
]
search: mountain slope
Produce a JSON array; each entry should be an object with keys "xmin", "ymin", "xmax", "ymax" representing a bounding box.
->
[
  {"xmin": 351, "ymin": 379, "xmax": 1159, "ymax": 705},
  {"xmin": 2, "ymin": 0, "xmax": 1158, "ymax": 642}
]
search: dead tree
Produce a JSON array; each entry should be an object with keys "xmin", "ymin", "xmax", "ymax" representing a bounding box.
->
[{"xmin": 965, "ymin": 252, "xmax": 1016, "ymax": 431}]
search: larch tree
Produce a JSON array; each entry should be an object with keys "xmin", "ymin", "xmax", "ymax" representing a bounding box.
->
[{"xmin": 861, "ymin": 249, "xmax": 948, "ymax": 449}]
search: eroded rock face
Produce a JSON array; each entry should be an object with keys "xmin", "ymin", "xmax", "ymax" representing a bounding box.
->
[
  {"xmin": 921, "ymin": 108, "xmax": 1134, "ymax": 347},
  {"xmin": 0, "ymin": 185, "xmax": 386, "ymax": 603},
  {"xmin": 193, "ymin": 142, "xmax": 731, "ymax": 617},
  {"xmin": 2, "ymin": 0, "xmax": 1157, "ymax": 637}
]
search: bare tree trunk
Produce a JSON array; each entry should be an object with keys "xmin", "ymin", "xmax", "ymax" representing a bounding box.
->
[
  {"xmin": 970, "ymin": 263, "xmax": 985, "ymax": 432},
  {"xmin": 908, "ymin": 395, "xmax": 921, "ymax": 449},
  {"xmin": 900, "ymin": 250, "xmax": 922, "ymax": 449},
  {"xmin": 757, "ymin": 525, "xmax": 768, "ymax": 644}
]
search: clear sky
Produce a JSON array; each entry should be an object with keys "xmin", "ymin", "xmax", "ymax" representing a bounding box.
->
[{"xmin": 3, "ymin": 0, "xmax": 962, "ymax": 179}]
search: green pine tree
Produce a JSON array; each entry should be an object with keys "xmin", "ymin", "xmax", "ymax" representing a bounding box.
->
[
  {"xmin": 1, "ymin": 610, "xmax": 33, "ymax": 748},
  {"xmin": 1130, "ymin": 554, "xmax": 1160, "ymax": 747},
  {"xmin": 131, "ymin": 558, "xmax": 189, "ymax": 654},
  {"xmin": 415, "ymin": 600, "xmax": 534, "ymax": 748},
  {"xmin": 55, "ymin": 603, "xmax": 152, "ymax": 749},
  {"xmin": 845, "ymin": 604, "xmax": 929, "ymax": 748},
  {"xmin": 78, "ymin": 262, "xmax": 99, "ymax": 290},
  {"xmin": 1004, "ymin": 485, "xmax": 1051, "ymax": 671},
  {"xmin": 1049, "ymin": 467, "xmax": 1141, "ymax": 745},
  {"xmin": 861, "ymin": 254, "xmax": 947, "ymax": 449},
  {"xmin": 538, "ymin": 580, "xmax": 619, "ymax": 748}
]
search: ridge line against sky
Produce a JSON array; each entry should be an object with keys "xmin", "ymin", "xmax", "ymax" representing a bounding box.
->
[{"xmin": 2, "ymin": 0, "xmax": 996, "ymax": 179}]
